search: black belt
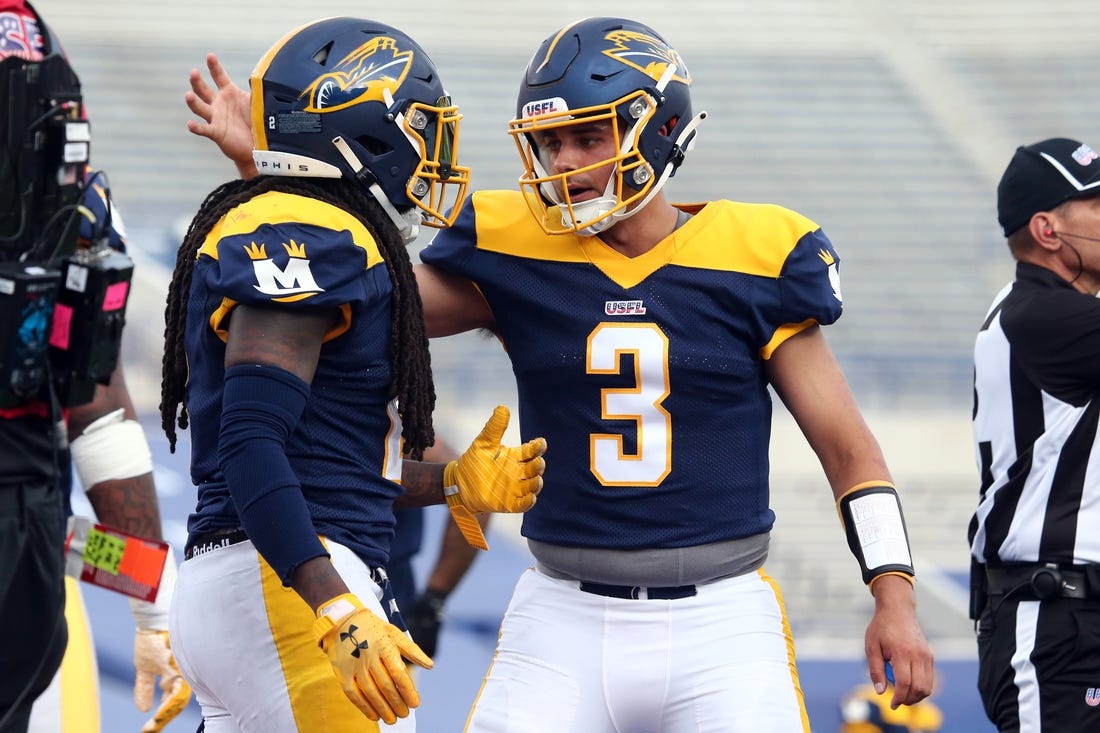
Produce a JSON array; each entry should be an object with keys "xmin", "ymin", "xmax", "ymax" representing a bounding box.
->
[
  {"xmin": 579, "ymin": 581, "xmax": 697, "ymax": 600},
  {"xmin": 184, "ymin": 528, "xmax": 249, "ymax": 560},
  {"xmin": 986, "ymin": 563, "xmax": 1099, "ymax": 601}
]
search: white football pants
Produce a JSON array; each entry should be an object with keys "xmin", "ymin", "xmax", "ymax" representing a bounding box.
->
[
  {"xmin": 171, "ymin": 538, "xmax": 413, "ymax": 733},
  {"xmin": 465, "ymin": 566, "xmax": 809, "ymax": 733}
]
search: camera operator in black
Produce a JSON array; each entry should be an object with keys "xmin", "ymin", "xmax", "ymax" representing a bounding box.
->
[
  {"xmin": 0, "ymin": 3, "xmax": 188, "ymax": 731},
  {"xmin": 970, "ymin": 137, "xmax": 1100, "ymax": 733},
  {"xmin": 0, "ymin": 3, "xmax": 81, "ymax": 727}
]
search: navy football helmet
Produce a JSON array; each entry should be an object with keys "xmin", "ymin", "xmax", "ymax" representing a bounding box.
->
[
  {"xmin": 250, "ymin": 17, "xmax": 469, "ymax": 241},
  {"xmin": 509, "ymin": 16, "xmax": 705, "ymax": 236}
]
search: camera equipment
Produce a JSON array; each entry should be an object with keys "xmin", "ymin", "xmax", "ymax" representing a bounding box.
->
[
  {"xmin": 0, "ymin": 53, "xmax": 87, "ymax": 263},
  {"xmin": 0, "ymin": 262, "xmax": 62, "ymax": 407},
  {"xmin": 48, "ymin": 243, "xmax": 134, "ymax": 406},
  {"xmin": 0, "ymin": 26, "xmax": 92, "ymax": 406}
]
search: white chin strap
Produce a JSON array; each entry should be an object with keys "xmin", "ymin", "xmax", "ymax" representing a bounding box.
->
[
  {"xmin": 602, "ymin": 108, "xmax": 707, "ymax": 232},
  {"xmin": 331, "ymin": 136, "xmax": 422, "ymax": 244},
  {"xmin": 561, "ymin": 196, "xmax": 619, "ymax": 237}
]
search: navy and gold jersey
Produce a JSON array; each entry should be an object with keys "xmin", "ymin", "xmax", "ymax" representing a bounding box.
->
[
  {"xmin": 184, "ymin": 190, "xmax": 404, "ymax": 568},
  {"xmin": 421, "ymin": 190, "xmax": 843, "ymax": 549}
]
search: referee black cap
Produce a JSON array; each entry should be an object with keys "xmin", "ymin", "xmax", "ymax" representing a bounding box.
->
[{"xmin": 997, "ymin": 137, "xmax": 1100, "ymax": 236}]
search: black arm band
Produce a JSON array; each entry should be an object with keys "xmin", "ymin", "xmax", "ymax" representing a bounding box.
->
[{"xmin": 837, "ymin": 483, "xmax": 915, "ymax": 585}]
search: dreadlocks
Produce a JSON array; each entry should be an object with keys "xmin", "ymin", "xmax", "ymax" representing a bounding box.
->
[{"xmin": 159, "ymin": 175, "xmax": 436, "ymax": 458}]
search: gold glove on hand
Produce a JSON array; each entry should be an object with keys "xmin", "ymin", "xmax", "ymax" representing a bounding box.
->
[
  {"xmin": 133, "ymin": 629, "xmax": 192, "ymax": 733},
  {"xmin": 443, "ymin": 405, "xmax": 547, "ymax": 549},
  {"xmin": 313, "ymin": 593, "xmax": 433, "ymax": 724}
]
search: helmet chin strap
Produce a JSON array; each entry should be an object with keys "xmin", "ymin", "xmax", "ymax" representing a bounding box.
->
[
  {"xmin": 616, "ymin": 109, "xmax": 707, "ymax": 217},
  {"xmin": 331, "ymin": 136, "xmax": 422, "ymax": 244},
  {"xmin": 562, "ymin": 197, "xmax": 618, "ymax": 237}
]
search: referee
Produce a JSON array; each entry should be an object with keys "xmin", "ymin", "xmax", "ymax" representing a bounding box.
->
[{"xmin": 970, "ymin": 137, "xmax": 1100, "ymax": 733}]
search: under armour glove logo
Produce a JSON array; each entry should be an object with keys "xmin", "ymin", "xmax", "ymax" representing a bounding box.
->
[
  {"xmin": 314, "ymin": 593, "xmax": 432, "ymax": 724},
  {"xmin": 341, "ymin": 624, "xmax": 370, "ymax": 658}
]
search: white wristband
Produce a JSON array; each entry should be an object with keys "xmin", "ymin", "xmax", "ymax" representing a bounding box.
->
[
  {"xmin": 129, "ymin": 551, "xmax": 176, "ymax": 631},
  {"xmin": 70, "ymin": 408, "xmax": 154, "ymax": 490}
]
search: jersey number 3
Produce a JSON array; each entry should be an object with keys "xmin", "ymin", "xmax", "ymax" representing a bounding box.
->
[{"xmin": 587, "ymin": 322, "xmax": 672, "ymax": 487}]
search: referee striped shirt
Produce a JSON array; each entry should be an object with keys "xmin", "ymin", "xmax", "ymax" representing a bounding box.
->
[{"xmin": 970, "ymin": 262, "xmax": 1100, "ymax": 566}]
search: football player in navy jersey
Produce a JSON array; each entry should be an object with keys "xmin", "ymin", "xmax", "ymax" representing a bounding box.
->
[
  {"xmin": 185, "ymin": 16, "xmax": 932, "ymax": 732},
  {"xmin": 163, "ymin": 17, "xmax": 546, "ymax": 731}
]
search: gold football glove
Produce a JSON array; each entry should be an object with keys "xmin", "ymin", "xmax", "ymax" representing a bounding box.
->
[
  {"xmin": 133, "ymin": 629, "xmax": 192, "ymax": 733},
  {"xmin": 443, "ymin": 405, "xmax": 546, "ymax": 548},
  {"xmin": 313, "ymin": 593, "xmax": 433, "ymax": 724}
]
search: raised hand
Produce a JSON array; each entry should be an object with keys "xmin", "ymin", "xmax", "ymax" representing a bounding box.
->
[{"xmin": 185, "ymin": 53, "xmax": 256, "ymax": 177}]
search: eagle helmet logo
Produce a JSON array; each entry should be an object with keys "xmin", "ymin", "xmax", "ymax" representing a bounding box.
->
[
  {"xmin": 600, "ymin": 29, "xmax": 692, "ymax": 88},
  {"xmin": 301, "ymin": 37, "xmax": 413, "ymax": 113}
]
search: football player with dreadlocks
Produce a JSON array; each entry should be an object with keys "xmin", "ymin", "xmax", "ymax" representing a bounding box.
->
[
  {"xmin": 163, "ymin": 17, "xmax": 545, "ymax": 731},
  {"xmin": 186, "ymin": 15, "xmax": 933, "ymax": 732}
]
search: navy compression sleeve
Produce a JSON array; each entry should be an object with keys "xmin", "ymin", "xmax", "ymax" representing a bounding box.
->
[{"xmin": 218, "ymin": 363, "xmax": 328, "ymax": 583}]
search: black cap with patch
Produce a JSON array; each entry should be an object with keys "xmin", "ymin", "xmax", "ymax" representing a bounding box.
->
[{"xmin": 997, "ymin": 138, "xmax": 1100, "ymax": 236}]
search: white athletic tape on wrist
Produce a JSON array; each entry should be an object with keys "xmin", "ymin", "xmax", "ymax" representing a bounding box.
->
[
  {"xmin": 312, "ymin": 593, "xmax": 363, "ymax": 644},
  {"xmin": 836, "ymin": 483, "xmax": 915, "ymax": 586},
  {"xmin": 70, "ymin": 408, "xmax": 154, "ymax": 490},
  {"xmin": 129, "ymin": 551, "xmax": 176, "ymax": 631},
  {"xmin": 318, "ymin": 595, "xmax": 358, "ymax": 623}
]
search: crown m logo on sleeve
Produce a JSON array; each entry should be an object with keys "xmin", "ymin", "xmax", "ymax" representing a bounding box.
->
[{"xmin": 248, "ymin": 239, "xmax": 325, "ymax": 301}]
